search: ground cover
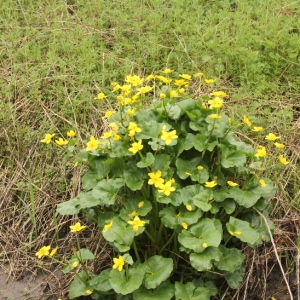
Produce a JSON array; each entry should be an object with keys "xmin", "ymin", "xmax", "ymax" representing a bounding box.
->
[{"xmin": 0, "ymin": 0, "xmax": 299, "ymax": 299}]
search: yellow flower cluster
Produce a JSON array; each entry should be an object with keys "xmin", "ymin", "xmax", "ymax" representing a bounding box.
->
[
  {"xmin": 148, "ymin": 170, "xmax": 176, "ymax": 196},
  {"xmin": 40, "ymin": 130, "xmax": 76, "ymax": 146},
  {"xmin": 35, "ymin": 246, "xmax": 58, "ymax": 259}
]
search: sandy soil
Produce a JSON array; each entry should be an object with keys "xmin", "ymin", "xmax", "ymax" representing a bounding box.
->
[{"xmin": 0, "ymin": 272, "xmax": 43, "ymax": 300}]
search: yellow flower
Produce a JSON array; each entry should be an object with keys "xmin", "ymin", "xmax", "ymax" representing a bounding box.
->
[
  {"xmin": 170, "ymin": 90, "xmax": 178, "ymax": 98},
  {"xmin": 204, "ymin": 79, "xmax": 215, "ymax": 84},
  {"xmin": 112, "ymin": 84, "xmax": 121, "ymax": 92},
  {"xmin": 160, "ymin": 93, "xmax": 166, "ymax": 99},
  {"xmin": 104, "ymin": 110, "xmax": 116, "ymax": 118},
  {"xmin": 186, "ymin": 204, "xmax": 193, "ymax": 211},
  {"xmin": 195, "ymin": 72, "xmax": 204, "ymax": 77},
  {"xmin": 156, "ymin": 75, "xmax": 172, "ymax": 84},
  {"xmin": 259, "ymin": 179, "xmax": 267, "ymax": 187},
  {"xmin": 55, "ymin": 138, "xmax": 69, "ymax": 146},
  {"xmin": 265, "ymin": 133, "xmax": 281, "ymax": 141},
  {"xmin": 120, "ymin": 84, "xmax": 132, "ymax": 94},
  {"xmin": 127, "ymin": 109, "xmax": 135, "ymax": 115},
  {"xmin": 209, "ymin": 114, "xmax": 222, "ymax": 119},
  {"xmin": 128, "ymin": 122, "xmax": 142, "ymax": 137},
  {"xmin": 41, "ymin": 133, "xmax": 55, "ymax": 144},
  {"xmin": 86, "ymin": 290, "xmax": 93, "ymax": 295},
  {"xmin": 128, "ymin": 140, "xmax": 143, "ymax": 154},
  {"xmin": 72, "ymin": 261, "xmax": 79, "ymax": 268},
  {"xmin": 178, "ymin": 88, "xmax": 185, "ymax": 94},
  {"xmin": 210, "ymin": 91, "xmax": 228, "ymax": 97},
  {"xmin": 111, "ymin": 81, "xmax": 118, "ymax": 87},
  {"xmin": 125, "ymin": 75, "xmax": 144, "ymax": 86},
  {"xmin": 202, "ymin": 243, "xmax": 208, "ymax": 248},
  {"xmin": 208, "ymin": 97, "xmax": 223, "ymax": 109},
  {"xmin": 197, "ymin": 166, "xmax": 204, "ymax": 171},
  {"xmin": 86, "ymin": 136, "xmax": 100, "ymax": 151},
  {"xmin": 161, "ymin": 129, "xmax": 178, "ymax": 145},
  {"xmin": 243, "ymin": 116, "xmax": 252, "ymax": 127},
  {"xmin": 109, "ymin": 122, "xmax": 119, "ymax": 132},
  {"xmin": 179, "ymin": 74, "xmax": 192, "ymax": 80},
  {"xmin": 227, "ymin": 181, "xmax": 238, "ymax": 187},
  {"xmin": 204, "ymin": 180, "xmax": 217, "ymax": 188},
  {"xmin": 137, "ymin": 85, "xmax": 153, "ymax": 94},
  {"xmin": 158, "ymin": 180, "xmax": 176, "ymax": 196},
  {"xmin": 127, "ymin": 216, "xmax": 146, "ymax": 232},
  {"xmin": 49, "ymin": 247, "xmax": 58, "ymax": 257},
  {"xmin": 229, "ymin": 230, "xmax": 242, "ymax": 236},
  {"xmin": 252, "ymin": 126, "xmax": 263, "ymax": 132},
  {"xmin": 103, "ymin": 220, "xmax": 113, "ymax": 233},
  {"xmin": 128, "ymin": 211, "xmax": 138, "ymax": 218},
  {"xmin": 113, "ymin": 255, "xmax": 125, "ymax": 271},
  {"xmin": 255, "ymin": 146, "xmax": 267, "ymax": 157},
  {"xmin": 95, "ymin": 92, "xmax": 107, "ymax": 100},
  {"xmin": 69, "ymin": 222, "xmax": 86, "ymax": 233},
  {"xmin": 174, "ymin": 79, "xmax": 188, "ymax": 86},
  {"xmin": 278, "ymin": 155, "xmax": 289, "ymax": 165},
  {"xmin": 146, "ymin": 74, "xmax": 156, "ymax": 80},
  {"xmin": 36, "ymin": 246, "xmax": 51, "ymax": 259},
  {"xmin": 138, "ymin": 201, "xmax": 144, "ymax": 208},
  {"xmin": 274, "ymin": 142, "xmax": 285, "ymax": 149},
  {"xmin": 161, "ymin": 68, "xmax": 173, "ymax": 74},
  {"xmin": 148, "ymin": 170, "xmax": 164, "ymax": 187},
  {"xmin": 181, "ymin": 222, "xmax": 188, "ymax": 229},
  {"xmin": 66, "ymin": 130, "xmax": 76, "ymax": 137},
  {"xmin": 113, "ymin": 134, "xmax": 121, "ymax": 141},
  {"xmin": 101, "ymin": 131, "xmax": 113, "ymax": 139}
]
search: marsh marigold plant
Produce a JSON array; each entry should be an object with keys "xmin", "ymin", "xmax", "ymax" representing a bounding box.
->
[{"xmin": 40, "ymin": 70, "xmax": 291, "ymax": 299}]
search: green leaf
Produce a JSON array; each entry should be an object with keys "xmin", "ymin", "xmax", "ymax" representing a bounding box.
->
[
  {"xmin": 133, "ymin": 281, "xmax": 174, "ymax": 300},
  {"xmin": 76, "ymin": 248, "xmax": 95, "ymax": 261},
  {"xmin": 69, "ymin": 271, "xmax": 90, "ymax": 299},
  {"xmin": 56, "ymin": 197, "xmax": 82, "ymax": 215},
  {"xmin": 97, "ymin": 212, "xmax": 115, "ymax": 230},
  {"xmin": 89, "ymin": 269, "xmax": 112, "ymax": 292},
  {"xmin": 191, "ymin": 134, "xmax": 207, "ymax": 152},
  {"xmin": 178, "ymin": 218, "xmax": 222, "ymax": 252},
  {"xmin": 225, "ymin": 267, "xmax": 245, "ymax": 289},
  {"xmin": 226, "ymin": 217, "xmax": 260, "ymax": 245},
  {"xmin": 175, "ymin": 282, "xmax": 211, "ymax": 300},
  {"xmin": 190, "ymin": 247, "xmax": 221, "ymax": 271},
  {"xmin": 102, "ymin": 217, "xmax": 135, "ymax": 250},
  {"xmin": 123, "ymin": 196, "xmax": 152, "ymax": 217},
  {"xmin": 228, "ymin": 188, "xmax": 261, "ymax": 208},
  {"xmin": 152, "ymin": 154, "xmax": 171, "ymax": 174},
  {"xmin": 192, "ymin": 187, "xmax": 213, "ymax": 211},
  {"xmin": 225, "ymin": 133, "xmax": 254, "ymax": 154},
  {"xmin": 110, "ymin": 140, "xmax": 132, "ymax": 157},
  {"xmin": 213, "ymin": 245, "xmax": 244, "ymax": 272},
  {"xmin": 91, "ymin": 178, "xmax": 125, "ymax": 205},
  {"xmin": 109, "ymin": 268, "xmax": 144, "ymax": 295},
  {"xmin": 124, "ymin": 162, "xmax": 146, "ymax": 191},
  {"xmin": 140, "ymin": 256, "xmax": 173, "ymax": 289},
  {"xmin": 176, "ymin": 157, "xmax": 203, "ymax": 179},
  {"xmin": 82, "ymin": 156, "xmax": 111, "ymax": 190},
  {"xmin": 56, "ymin": 190, "xmax": 105, "ymax": 215},
  {"xmin": 166, "ymin": 103, "xmax": 182, "ymax": 120},
  {"xmin": 221, "ymin": 147, "xmax": 247, "ymax": 168},
  {"xmin": 137, "ymin": 152, "xmax": 155, "ymax": 168},
  {"xmin": 159, "ymin": 207, "xmax": 178, "ymax": 229}
]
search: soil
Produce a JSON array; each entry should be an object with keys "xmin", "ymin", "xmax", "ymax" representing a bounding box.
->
[{"xmin": 0, "ymin": 262, "xmax": 297, "ymax": 300}]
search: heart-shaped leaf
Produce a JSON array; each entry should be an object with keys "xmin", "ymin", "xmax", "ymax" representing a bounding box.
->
[{"xmin": 140, "ymin": 256, "xmax": 173, "ymax": 289}]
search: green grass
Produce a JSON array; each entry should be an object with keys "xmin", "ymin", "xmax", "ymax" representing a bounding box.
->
[{"xmin": 0, "ymin": 0, "xmax": 299, "ymax": 298}]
